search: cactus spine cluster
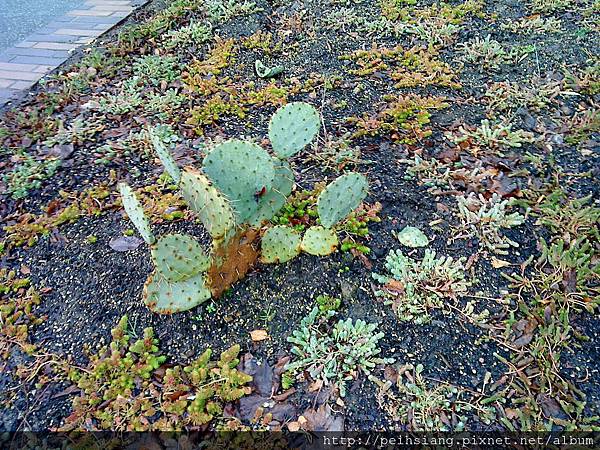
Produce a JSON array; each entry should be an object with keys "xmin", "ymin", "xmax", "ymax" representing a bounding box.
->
[{"xmin": 119, "ymin": 103, "xmax": 370, "ymax": 314}]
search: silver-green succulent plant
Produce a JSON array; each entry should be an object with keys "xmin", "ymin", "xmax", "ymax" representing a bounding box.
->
[
  {"xmin": 286, "ymin": 307, "xmax": 394, "ymax": 397},
  {"xmin": 454, "ymin": 192, "xmax": 525, "ymax": 254},
  {"xmin": 372, "ymin": 249, "xmax": 471, "ymax": 324}
]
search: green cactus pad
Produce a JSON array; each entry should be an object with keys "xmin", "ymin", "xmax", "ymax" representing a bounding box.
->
[
  {"xmin": 143, "ymin": 271, "xmax": 211, "ymax": 314},
  {"xmin": 317, "ymin": 172, "xmax": 368, "ymax": 228},
  {"xmin": 248, "ymin": 159, "xmax": 294, "ymax": 226},
  {"xmin": 180, "ymin": 168, "xmax": 235, "ymax": 239},
  {"xmin": 300, "ymin": 226, "xmax": 339, "ymax": 256},
  {"xmin": 260, "ymin": 225, "xmax": 301, "ymax": 264},
  {"xmin": 118, "ymin": 183, "xmax": 155, "ymax": 245},
  {"xmin": 269, "ymin": 102, "xmax": 321, "ymax": 158},
  {"xmin": 150, "ymin": 127, "xmax": 181, "ymax": 185},
  {"xmin": 151, "ymin": 234, "xmax": 211, "ymax": 282},
  {"xmin": 203, "ymin": 139, "xmax": 275, "ymax": 223}
]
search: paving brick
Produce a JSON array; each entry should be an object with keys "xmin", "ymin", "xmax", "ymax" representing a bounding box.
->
[
  {"xmin": 34, "ymin": 65, "xmax": 54, "ymax": 73},
  {"xmin": 33, "ymin": 26, "xmax": 63, "ymax": 34},
  {"xmin": 0, "ymin": 52, "xmax": 13, "ymax": 63},
  {"xmin": 10, "ymin": 80, "xmax": 37, "ymax": 90},
  {"xmin": 46, "ymin": 17, "xmax": 80, "ymax": 25},
  {"xmin": 0, "ymin": 79, "xmax": 14, "ymax": 89},
  {"xmin": 68, "ymin": 9, "xmax": 115, "ymax": 17},
  {"xmin": 8, "ymin": 55, "xmax": 67, "ymax": 66},
  {"xmin": 32, "ymin": 42, "xmax": 79, "ymax": 51},
  {"xmin": 74, "ymin": 38, "xmax": 96, "ymax": 45},
  {"xmin": 0, "ymin": 88, "xmax": 18, "ymax": 105},
  {"xmin": 4, "ymin": 47, "xmax": 70, "ymax": 58},
  {"xmin": 15, "ymin": 41, "xmax": 36, "ymax": 49},
  {"xmin": 0, "ymin": 62, "xmax": 39, "ymax": 72},
  {"xmin": 111, "ymin": 11, "xmax": 132, "ymax": 18},
  {"xmin": 70, "ymin": 15, "xmax": 122, "ymax": 24},
  {"xmin": 91, "ymin": 5, "xmax": 134, "ymax": 11},
  {"xmin": 54, "ymin": 28, "xmax": 104, "ymax": 37},
  {"xmin": 86, "ymin": 1, "xmax": 132, "ymax": 5},
  {"xmin": 0, "ymin": 70, "xmax": 41, "ymax": 81},
  {"xmin": 26, "ymin": 34, "xmax": 78, "ymax": 43}
]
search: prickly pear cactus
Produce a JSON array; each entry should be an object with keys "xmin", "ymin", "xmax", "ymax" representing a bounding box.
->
[
  {"xmin": 269, "ymin": 102, "xmax": 321, "ymax": 159},
  {"xmin": 247, "ymin": 159, "xmax": 294, "ymax": 226},
  {"xmin": 180, "ymin": 168, "xmax": 235, "ymax": 240},
  {"xmin": 151, "ymin": 234, "xmax": 210, "ymax": 282},
  {"xmin": 317, "ymin": 172, "xmax": 368, "ymax": 228},
  {"xmin": 300, "ymin": 226, "xmax": 339, "ymax": 256},
  {"xmin": 143, "ymin": 271, "xmax": 211, "ymax": 314},
  {"xmin": 203, "ymin": 140, "xmax": 275, "ymax": 223},
  {"xmin": 118, "ymin": 183, "xmax": 155, "ymax": 245},
  {"xmin": 260, "ymin": 225, "xmax": 301, "ymax": 264},
  {"xmin": 150, "ymin": 127, "xmax": 181, "ymax": 184}
]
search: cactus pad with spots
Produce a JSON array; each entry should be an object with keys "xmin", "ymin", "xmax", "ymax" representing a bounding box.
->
[
  {"xmin": 151, "ymin": 234, "xmax": 210, "ymax": 282},
  {"xmin": 260, "ymin": 225, "xmax": 301, "ymax": 263},
  {"xmin": 317, "ymin": 172, "xmax": 368, "ymax": 228},
  {"xmin": 180, "ymin": 168, "xmax": 235, "ymax": 240},
  {"xmin": 203, "ymin": 139, "xmax": 275, "ymax": 223},
  {"xmin": 268, "ymin": 102, "xmax": 321, "ymax": 158},
  {"xmin": 300, "ymin": 226, "xmax": 339, "ymax": 256},
  {"xmin": 248, "ymin": 159, "xmax": 294, "ymax": 226},
  {"xmin": 118, "ymin": 183, "xmax": 155, "ymax": 245},
  {"xmin": 143, "ymin": 271, "xmax": 211, "ymax": 314},
  {"xmin": 150, "ymin": 127, "xmax": 181, "ymax": 184}
]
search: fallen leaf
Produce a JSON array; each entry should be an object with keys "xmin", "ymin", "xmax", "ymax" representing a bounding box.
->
[
  {"xmin": 109, "ymin": 236, "xmax": 143, "ymax": 252},
  {"xmin": 308, "ymin": 379, "xmax": 323, "ymax": 392},
  {"xmin": 270, "ymin": 403, "xmax": 296, "ymax": 422},
  {"xmin": 301, "ymin": 404, "xmax": 343, "ymax": 431},
  {"xmin": 491, "ymin": 257, "xmax": 511, "ymax": 269},
  {"xmin": 537, "ymin": 394, "xmax": 567, "ymax": 419},
  {"xmin": 562, "ymin": 269, "xmax": 577, "ymax": 293},
  {"xmin": 273, "ymin": 388, "xmax": 296, "ymax": 402},
  {"xmin": 238, "ymin": 395, "xmax": 269, "ymax": 421},
  {"xmin": 512, "ymin": 333, "xmax": 533, "ymax": 348},
  {"xmin": 253, "ymin": 361, "xmax": 273, "ymax": 396},
  {"xmin": 250, "ymin": 329, "xmax": 269, "ymax": 342}
]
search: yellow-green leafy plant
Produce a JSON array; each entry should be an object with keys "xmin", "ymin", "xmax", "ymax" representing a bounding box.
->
[{"xmin": 61, "ymin": 316, "xmax": 252, "ymax": 431}]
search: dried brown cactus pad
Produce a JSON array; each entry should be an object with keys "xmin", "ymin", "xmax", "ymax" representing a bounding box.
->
[{"xmin": 208, "ymin": 227, "xmax": 259, "ymax": 298}]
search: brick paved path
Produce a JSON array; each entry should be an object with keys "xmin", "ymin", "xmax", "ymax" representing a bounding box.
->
[{"xmin": 0, "ymin": 0, "xmax": 143, "ymax": 106}]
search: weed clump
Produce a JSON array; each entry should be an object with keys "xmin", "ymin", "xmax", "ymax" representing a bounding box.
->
[
  {"xmin": 373, "ymin": 363, "xmax": 475, "ymax": 431},
  {"xmin": 286, "ymin": 307, "xmax": 393, "ymax": 397},
  {"xmin": 348, "ymin": 94, "xmax": 448, "ymax": 144}
]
